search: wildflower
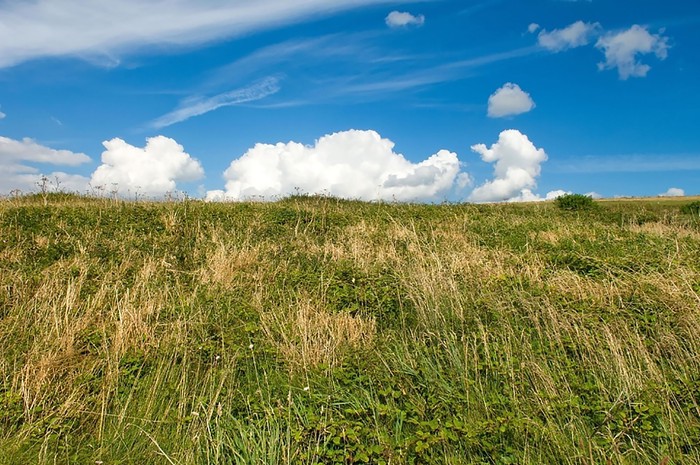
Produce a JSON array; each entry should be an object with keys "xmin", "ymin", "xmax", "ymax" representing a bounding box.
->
[
  {"xmin": 248, "ymin": 343, "xmax": 254, "ymax": 350},
  {"xmin": 215, "ymin": 355, "xmax": 221, "ymax": 361},
  {"xmin": 303, "ymin": 386, "xmax": 310, "ymax": 392}
]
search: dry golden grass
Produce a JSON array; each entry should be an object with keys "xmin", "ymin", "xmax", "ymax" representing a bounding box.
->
[
  {"xmin": 261, "ymin": 296, "xmax": 376, "ymax": 370},
  {"xmin": 2, "ymin": 195, "xmax": 699, "ymax": 464},
  {"xmin": 199, "ymin": 234, "xmax": 263, "ymax": 288},
  {"xmin": 630, "ymin": 221, "xmax": 700, "ymax": 239}
]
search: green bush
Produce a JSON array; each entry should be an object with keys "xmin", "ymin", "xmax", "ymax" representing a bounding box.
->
[
  {"xmin": 554, "ymin": 193, "xmax": 595, "ymax": 211},
  {"xmin": 680, "ymin": 201, "xmax": 700, "ymax": 216}
]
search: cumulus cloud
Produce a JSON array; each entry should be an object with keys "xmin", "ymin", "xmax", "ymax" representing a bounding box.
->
[
  {"xmin": 90, "ymin": 136, "xmax": 204, "ymax": 197},
  {"xmin": 538, "ymin": 21, "xmax": 601, "ymax": 52},
  {"xmin": 385, "ymin": 11, "xmax": 425, "ymax": 28},
  {"xmin": 659, "ymin": 187, "xmax": 684, "ymax": 197},
  {"xmin": 596, "ymin": 25, "xmax": 669, "ymax": 79},
  {"xmin": 487, "ymin": 83, "xmax": 535, "ymax": 118},
  {"xmin": 544, "ymin": 189, "xmax": 570, "ymax": 200},
  {"xmin": 528, "ymin": 23, "xmax": 540, "ymax": 34},
  {"xmin": 151, "ymin": 76, "xmax": 280, "ymax": 129},
  {"xmin": 206, "ymin": 129, "xmax": 463, "ymax": 202},
  {"xmin": 506, "ymin": 188, "xmax": 570, "ymax": 203},
  {"xmin": 468, "ymin": 130, "xmax": 548, "ymax": 203},
  {"xmin": 0, "ymin": 0, "xmax": 399, "ymax": 68},
  {"xmin": 0, "ymin": 136, "xmax": 91, "ymax": 193}
]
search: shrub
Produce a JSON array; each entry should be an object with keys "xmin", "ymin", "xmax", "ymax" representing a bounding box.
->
[
  {"xmin": 555, "ymin": 193, "xmax": 595, "ymax": 211},
  {"xmin": 680, "ymin": 201, "xmax": 700, "ymax": 216}
]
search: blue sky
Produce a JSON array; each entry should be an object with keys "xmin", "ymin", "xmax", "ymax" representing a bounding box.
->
[{"xmin": 0, "ymin": 0, "xmax": 698, "ymax": 201}]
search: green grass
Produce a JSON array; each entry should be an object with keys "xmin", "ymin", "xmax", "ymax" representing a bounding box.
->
[{"xmin": 1, "ymin": 193, "xmax": 699, "ymax": 464}]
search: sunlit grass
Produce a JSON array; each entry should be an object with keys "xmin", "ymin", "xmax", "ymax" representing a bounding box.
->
[{"xmin": 1, "ymin": 193, "xmax": 699, "ymax": 464}]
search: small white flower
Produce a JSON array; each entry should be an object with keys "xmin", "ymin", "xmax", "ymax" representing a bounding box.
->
[
  {"xmin": 215, "ymin": 355, "xmax": 221, "ymax": 361},
  {"xmin": 303, "ymin": 386, "xmax": 310, "ymax": 392},
  {"xmin": 248, "ymin": 343, "xmax": 254, "ymax": 350}
]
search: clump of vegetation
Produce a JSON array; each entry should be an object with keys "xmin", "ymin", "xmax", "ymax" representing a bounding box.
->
[
  {"xmin": 0, "ymin": 194, "xmax": 699, "ymax": 464},
  {"xmin": 681, "ymin": 200, "xmax": 700, "ymax": 216},
  {"xmin": 554, "ymin": 193, "xmax": 596, "ymax": 211}
]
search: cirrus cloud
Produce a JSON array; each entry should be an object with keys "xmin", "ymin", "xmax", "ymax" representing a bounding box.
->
[
  {"xmin": 90, "ymin": 136, "xmax": 204, "ymax": 197},
  {"xmin": 151, "ymin": 76, "xmax": 281, "ymax": 129},
  {"xmin": 487, "ymin": 83, "xmax": 535, "ymax": 118},
  {"xmin": 0, "ymin": 0, "xmax": 404, "ymax": 69},
  {"xmin": 206, "ymin": 129, "xmax": 463, "ymax": 202}
]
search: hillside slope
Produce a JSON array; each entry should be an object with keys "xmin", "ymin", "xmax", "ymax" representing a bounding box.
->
[{"xmin": 1, "ymin": 194, "xmax": 699, "ymax": 464}]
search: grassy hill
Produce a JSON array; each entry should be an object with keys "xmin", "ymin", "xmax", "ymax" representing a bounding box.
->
[{"xmin": 1, "ymin": 194, "xmax": 699, "ymax": 464}]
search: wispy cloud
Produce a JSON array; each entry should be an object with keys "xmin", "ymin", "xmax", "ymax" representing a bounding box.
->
[
  {"xmin": 205, "ymin": 33, "xmax": 383, "ymax": 89},
  {"xmin": 0, "ymin": 0, "xmax": 418, "ymax": 68},
  {"xmin": 458, "ymin": 0, "xmax": 505, "ymax": 16},
  {"xmin": 150, "ymin": 76, "xmax": 281, "ymax": 129},
  {"xmin": 338, "ymin": 46, "xmax": 539, "ymax": 97},
  {"xmin": 549, "ymin": 154, "xmax": 700, "ymax": 173},
  {"xmin": 174, "ymin": 31, "xmax": 538, "ymax": 109}
]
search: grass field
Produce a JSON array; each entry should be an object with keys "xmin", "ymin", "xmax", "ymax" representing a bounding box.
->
[{"xmin": 1, "ymin": 193, "xmax": 699, "ymax": 464}]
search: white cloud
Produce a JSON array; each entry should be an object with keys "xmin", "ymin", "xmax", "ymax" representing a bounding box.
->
[
  {"xmin": 151, "ymin": 76, "xmax": 280, "ymax": 129},
  {"xmin": 596, "ymin": 25, "xmax": 669, "ymax": 79},
  {"xmin": 544, "ymin": 189, "xmax": 570, "ymax": 200},
  {"xmin": 0, "ymin": 136, "xmax": 91, "ymax": 193},
  {"xmin": 538, "ymin": 21, "xmax": 601, "ymax": 52},
  {"xmin": 385, "ymin": 11, "xmax": 425, "ymax": 28},
  {"xmin": 90, "ymin": 136, "xmax": 204, "ymax": 197},
  {"xmin": 528, "ymin": 23, "xmax": 540, "ymax": 34},
  {"xmin": 659, "ymin": 187, "xmax": 684, "ymax": 197},
  {"xmin": 505, "ymin": 189, "xmax": 573, "ymax": 203},
  {"xmin": 487, "ymin": 83, "xmax": 535, "ymax": 118},
  {"xmin": 549, "ymin": 153, "xmax": 700, "ymax": 174},
  {"xmin": 206, "ymin": 129, "xmax": 463, "ymax": 202},
  {"xmin": 2, "ymin": 172, "xmax": 91, "ymax": 195},
  {"xmin": 586, "ymin": 191, "xmax": 602, "ymax": 199},
  {"xmin": 0, "ymin": 110, "xmax": 5, "ymax": 120},
  {"xmin": 468, "ymin": 130, "xmax": 548, "ymax": 203},
  {"xmin": 0, "ymin": 136, "xmax": 90, "ymax": 166},
  {"xmin": 0, "ymin": 0, "xmax": 400, "ymax": 68}
]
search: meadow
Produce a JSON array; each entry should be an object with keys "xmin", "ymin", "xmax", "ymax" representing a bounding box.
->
[{"xmin": 0, "ymin": 193, "xmax": 699, "ymax": 464}]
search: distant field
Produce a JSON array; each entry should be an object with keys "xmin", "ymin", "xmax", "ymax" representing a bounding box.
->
[
  {"xmin": 598, "ymin": 195, "xmax": 700, "ymax": 204},
  {"xmin": 1, "ymin": 193, "xmax": 699, "ymax": 464}
]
